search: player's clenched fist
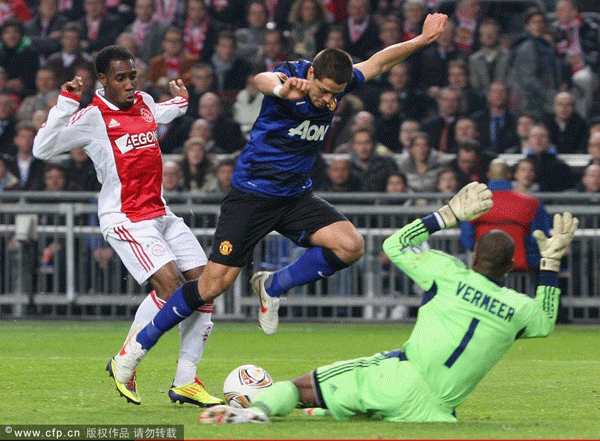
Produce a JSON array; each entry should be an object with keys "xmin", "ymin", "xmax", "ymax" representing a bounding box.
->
[{"xmin": 61, "ymin": 76, "xmax": 83, "ymax": 97}]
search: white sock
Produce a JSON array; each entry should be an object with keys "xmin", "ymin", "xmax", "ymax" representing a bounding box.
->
[
  {"xmin": 173, "ymin": 311, "xmax": 214, "ymax": 386},
  {"xmin": 123, "ymin": 291, "xmax": 162, "ymax": 343}
]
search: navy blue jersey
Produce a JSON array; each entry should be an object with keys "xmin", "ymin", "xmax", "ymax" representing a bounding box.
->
[{"xmin": 231, "ymin": 60, "xmax": 365, "ymax": 197}]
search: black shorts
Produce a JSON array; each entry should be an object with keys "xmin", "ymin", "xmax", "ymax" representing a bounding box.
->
[{"xmin": 209, "ymin": 188, "xmax": 348, "ymax": 267}]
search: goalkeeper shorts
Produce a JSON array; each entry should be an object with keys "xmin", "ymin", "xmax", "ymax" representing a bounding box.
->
[{"xmin": 313, "ymin": 351, "xmax": 457, "ymax": 422}]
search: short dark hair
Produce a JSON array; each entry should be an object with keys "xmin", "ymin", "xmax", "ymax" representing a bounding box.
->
[
  {"xmin": 524, "ymin": 7, "xmax": 546, "ymax": 25},
  {"xmin": 95, "ymin": 45, "xmax": 135, "ymax": 76},
  {"xmin": 312, "ymin": 48, "xmax": 353, "ymax": 84},
  {"xmin": 457, "ymin": 139, "xmax": 481, "ymax": 153},
  {"xmin": 1, "ymin": 18, "xmax": 24, "ymax": 36}
]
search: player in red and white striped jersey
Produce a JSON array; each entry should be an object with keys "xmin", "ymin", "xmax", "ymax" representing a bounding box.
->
[{"xmin": 33, "ymin": 45, "xmax": 221, "ymax": 407}]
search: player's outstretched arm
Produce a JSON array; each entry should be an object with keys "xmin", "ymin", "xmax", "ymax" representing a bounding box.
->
[
  {"xmin": 521, "ymin": 212, "xmax": 578, "ymax": 338},
  {"xmin": 354, "ymin": 13, "xmax": 447, "ymax": 82}
]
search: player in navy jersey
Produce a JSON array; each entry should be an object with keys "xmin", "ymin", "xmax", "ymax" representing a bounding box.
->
[{"xmin": 110, "ymin": 13, "xmax": 449, "ymax": 397}]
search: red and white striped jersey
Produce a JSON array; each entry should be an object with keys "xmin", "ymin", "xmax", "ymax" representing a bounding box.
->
[{"xmin": 33, "ymin": 89, "xmax": 188, "ymax": 234}]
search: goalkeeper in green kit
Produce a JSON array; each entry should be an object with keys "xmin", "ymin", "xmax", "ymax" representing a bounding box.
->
[{"xmin": 200, "ymin": 182, "xmax": 578, "ymax": 424}]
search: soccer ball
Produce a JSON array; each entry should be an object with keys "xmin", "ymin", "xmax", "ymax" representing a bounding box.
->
[{"xmin": 223, "ymin": 364, "xmax": 273, "ymax": 408}]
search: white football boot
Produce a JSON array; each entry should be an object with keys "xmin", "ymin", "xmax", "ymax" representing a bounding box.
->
[{"xmin": 251, "ymin": 271, "xmax": 280, "ymax": 335}]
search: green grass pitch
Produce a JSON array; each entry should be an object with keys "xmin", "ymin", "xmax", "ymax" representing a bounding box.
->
[{"xmin": 1, "ymin": 320, "xmax": 599, "ymax": 439}]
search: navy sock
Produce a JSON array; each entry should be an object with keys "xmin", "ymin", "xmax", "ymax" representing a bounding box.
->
[
  {"xmin": 136, "ymin": 280, "xmax": 204, "ymax": 350},
  {"xmin": 266, "ymin": 247, "xmax": 348, "ymax": 297}
]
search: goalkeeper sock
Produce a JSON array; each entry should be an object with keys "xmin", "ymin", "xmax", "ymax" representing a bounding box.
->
[
  {"xmin": 250, "ymin": 381, "xmax": 300, "ymax": 417},
  {"xmin": 136, "ymin": 280, "xmax": 205, "ymax": 350},
  {"xmin": 266, "ymin": 247, "xmax": 348, "ymax": 297}
]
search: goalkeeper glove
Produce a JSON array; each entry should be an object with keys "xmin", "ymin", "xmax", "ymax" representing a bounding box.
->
[
  {"xmin": 532, "ymin": 212, "xmax": 578, "ymax": 272},
  {"xmin": 437, "ymin": 182, "xmax": 493, "ymax": 228}
]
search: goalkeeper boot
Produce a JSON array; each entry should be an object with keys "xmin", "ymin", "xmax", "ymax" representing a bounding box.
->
[
  {"xmin": 106, "ymin": 360, "xmax": 141, "ymax": 405},
  {"xmin": 251, "ymin": 271, "xmax": 280, "ymax": 335},
  {"xmin": 169, "ymin": 377, "xmax": 223, "ymax": 407},
  {"xmin": 199, "ymin": 405, "xmax": 269, "ymax": 424}
]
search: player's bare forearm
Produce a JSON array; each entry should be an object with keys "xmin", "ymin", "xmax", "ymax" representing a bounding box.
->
[
  {"xmin": 254, "ymin": 72, "xmax": 285, "ymax": 96},
  {"xmin": 355, "ymin": 13, "xmax": 447, "ymax": 81}
]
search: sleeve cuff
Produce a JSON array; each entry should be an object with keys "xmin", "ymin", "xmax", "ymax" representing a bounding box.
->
[
  {"xmin": 421, "ymin": 213, "xmax": 444, "ymax": 234},
  {"xmin": 60, "ymin": 91, "xmax": 81, "ymax": 102},
  {"xmin": 539, "ymin": 270, "xmax": 559, "ymax": 287}
]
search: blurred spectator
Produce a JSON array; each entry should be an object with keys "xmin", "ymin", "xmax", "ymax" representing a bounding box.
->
[
  {"xmin": 542, "ymin": 91, "xmax": 588, "ymax": 153},
  {"xmin": 187, "ymin": 118, "xmax": 224, "ymax": 154},
  {"xmin": 179, "ymin": 136, "xmax": 216, "ymax": 192},
  {"xmin": 460, "ymin": 159, "xmax": 551, "ymax": 272},
  {"xmin": 398, "ymin": 118, "xmax": 420, "ymax": 153},
  {"xmin": 208, "ymin": 0, "xmax": 246, "ymax": 29},
  {"xmin": 436, "ymin": 166, "xmax": 459, "ymax": 195},
  {"xmin": 57, "ymin": 0, "xmax": 85, "ymax": 21},
  {"xmin": 505, "ymin": 112, "xmax": 537, "ymax": 154},
  {"xmin": 288, "ymin": 0, "xmax": 329, "ymax": 59},
  {"xmin": 0, "ymin": 152, "xmax": 18, "ymax": 190},
  {"xmin": 527, "ymin": 123, "xmax": 575, "ymax": 191},
  {"xmin": 587, "ymin": 131, "xmax": 600, "ymax": 167},
  {"xmin": 334, "ymin": 110, "xmax": 391, "ymax": 156},
  {"xmin": 24, "ymin": 0, "xmax": 68, "ymax": 63},
  {"xmin": 76, "ymin": 0, "xmax": 126, "ymax": 54},
  {"xmin": 422, "ymin": 87, "xmax": 460, "ymax": 153},
  {"xmin": 115, "ymin": 32, "xmax": 149, "ymax": 85},
  {"xmin": 375, "ymin": 89, "xmax": 402, "ymax": 152},
  {"xmin": 323, "ymin": 93, "xmax": 364, "ymax": 152},
  {"xmin": 31, "ymin": 109, "xmax": 48, "ymax": 130},
  {"xmin": 0, "ymin": 0, "xmax": 32, "ymax": 26},
  {"xmin": 450, "ymin": 0, "xmax": 481, "ymax": 53},
  {"xmin": 384, "ymin": 62, "xmax": 427, "ymax": 121},
  {"xmin": 16, "ymin": 67, "xmax": 59, "ymax": 122},
  {"xmin": 256, "ymin": 29, "xmax": 289, "ymax": 73},
  {"xmin": 235, "ymin": 1, "xmax": 269, "ymax": 62},
  {"xmin": 0, "ymin": 92, "xmax": 17, "ymax": 154},
  {"xmin": 0, "ymin": 18, "xmax": 39, "ymax": 98},
  {"xmin": 233, "ymin": 73, "xmax": 264, "ymax": 139},
  {"xmin": 9, "ymin": 121, "xmax": 44, "ymax": 190},
  {"xmin": 454, "ymin": 116, "xmax": 477, "ymax": 143},
  {"xmin": 468, "ymin": 18, "xmax": 512, "ymax": 94},
  {"xmin": 447, "ymin": 59, "xmax": 485, "ymax": 115},
  {"xmin": 323, "ymin": 25, "xmax": 347, "ymax": 52},
  {"xmin": 417, "ymin": 19, "xmax": 463, "ymax": 90},
  {"xmin": 366, "ymin": 16, "xmax": 401, "ymax": 60},
  {"xmin": 185, "ymin": 63, "xmax": 216, "ymax": 117},
  {"xmin": 448, "ymin": 139, "xmax": 495, "ymax": 187},
  {"xmin": 182, "ymin": 0, "xmax": 220, "ymax": 62},
  {"xmin": 512, "ymin": 157, "xmax": 539, "ymax": 194},
  {"xmin": 576, "ymin": 163, "xmax": 600, "ymax": 193},
  {"xmin": 124, "ymin": 0, "xmax": 169, "ymax": 65},
  {"xmin": 511, "ymin": 7, "xmax": 563, "ymax": 118},
  {"xmin": 202, "ymin": 157, "xmax": 235, "ymax": 196},
  {"xmin": 397, "ymin": 131, "xmax": 449, "ymax": 192},
  {"xmin": 472, "ymin": 81, "xmax": 518, "ymax": 153},
  {"xmin": 162, "ymin": 159, "xmax": 185, "ymax": 192},
  {"xmin": 210, "ymin": 31, "xmax": 252, "ymax": 98},
  {"xmin": 349, "ymin": 128, "xmax": 398, "ymax": 192},
  {"xmin": 552, "ymin": 0, "xmax": 600, "ymax": 118},
  {"xmin": 400, "ymin": 0, "xmax": 425, "ymax": 42},
  {"xmin": 44, "ymin": 23, "xmax": 94, "ymax": 86},
  {"xmin": 198, "ymin": 92, "xmax": 245, "ymax": 154},
  {"xmin": 147, "ymin": 27, "xmax": 198, "ymax": 93},
  {"xmin": 317, "ymin": 157, "xmax": 361, "ymax": 192},
  {"xmin": 342, "ymin": 0, "xmax": 380, "ymax": 61},
  {"xmin": 64, "ymin": 147, "xmax": 100, "ymax": 192}
]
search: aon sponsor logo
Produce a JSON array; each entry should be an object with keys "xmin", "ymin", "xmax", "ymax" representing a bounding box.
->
[
  {"xmin": 114, "ymin": 131, "xmax": 158, "ymax": 154},
  {"xmin": 288, "ymin": 120, "xmax": 329, "ymax": 141}
]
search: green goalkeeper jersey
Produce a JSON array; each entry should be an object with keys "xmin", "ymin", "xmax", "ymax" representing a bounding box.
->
[{"xmin": 383, "ymin": 219, "xmax": 560, "ymax": 410}]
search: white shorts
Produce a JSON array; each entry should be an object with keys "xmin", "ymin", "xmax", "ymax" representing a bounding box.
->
[{"xmin": 105, "ymin": 212, "xmax": 207, "ymax": 284}]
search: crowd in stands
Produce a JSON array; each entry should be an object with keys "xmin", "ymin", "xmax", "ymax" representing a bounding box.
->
[{"xmin": 0, "ymin": 0, "xmax": 600, "ymax": 200}]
